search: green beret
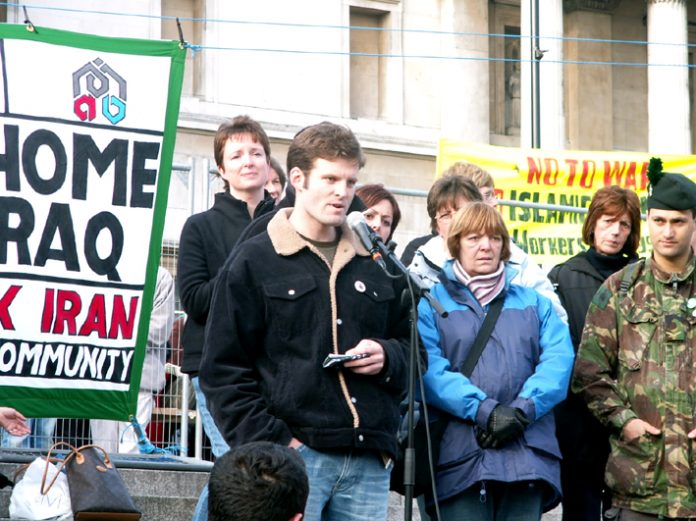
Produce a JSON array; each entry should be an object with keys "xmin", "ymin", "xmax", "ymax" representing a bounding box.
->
[{"xmin": 646, "ymin": 157, "xmax": 696, "ymax": 211}]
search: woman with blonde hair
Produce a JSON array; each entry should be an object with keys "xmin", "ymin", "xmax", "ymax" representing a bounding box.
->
[{"xmin": 418, "ymin": 202, "xmax": 574, "ymax": 521}]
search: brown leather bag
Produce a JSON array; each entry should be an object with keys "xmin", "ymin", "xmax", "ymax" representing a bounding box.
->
[{"xmin": 43, "ymin": 442, "xmax": 141, "ymax": 521}]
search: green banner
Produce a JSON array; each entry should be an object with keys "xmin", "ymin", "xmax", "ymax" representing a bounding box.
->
[{"xmin": 0, "ymin": 24, "xmax": 185, "ymax": 420}]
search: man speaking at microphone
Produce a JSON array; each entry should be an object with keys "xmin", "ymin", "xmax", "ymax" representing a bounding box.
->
[{"xmin": 200, "ymin": 121, "xmax": 413, "ymax": 521}]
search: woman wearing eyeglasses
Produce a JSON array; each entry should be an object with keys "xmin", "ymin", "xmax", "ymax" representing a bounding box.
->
[
  {"xmin": 409, "ymin": 176, "xmax": 483, "ymax": 287},
  {"xmin": 418, "ymin": 203, "xmax": 574, "ymax": 521}
]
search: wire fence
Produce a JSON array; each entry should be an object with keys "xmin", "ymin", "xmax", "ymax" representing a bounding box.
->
[{"xmin": 5, "ymin": 2, "xmax": 696, "ymax": 67}]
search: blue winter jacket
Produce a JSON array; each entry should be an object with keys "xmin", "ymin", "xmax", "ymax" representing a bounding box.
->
[{"xmin": 418, "ymin": 260, "xmax": 574, "ymax": 510}]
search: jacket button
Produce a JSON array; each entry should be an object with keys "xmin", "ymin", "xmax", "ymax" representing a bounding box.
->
[
  {"xmin": 358, "ymin": 434, "xmax": 364, "ymax": 442},
  {"xmin": 351, "ymin": 397, "xmax": 357, "ymax": 404},
  {"xmin": 337, "ymin": 318, "xmax": 343, "ymax": 325},
  {"xmin": 288, "ymin": 289, "xmax": 296, "ymax": 296}
]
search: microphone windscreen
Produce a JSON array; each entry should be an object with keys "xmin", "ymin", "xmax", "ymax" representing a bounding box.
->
[{"xmin": 346, "ymin": 211, "xmax": 367, "ymax": 231}]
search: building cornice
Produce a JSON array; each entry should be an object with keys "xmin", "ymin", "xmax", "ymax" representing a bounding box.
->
[
  {"xmin": 563, "ymin": 0, "xmax": 622, "ymax": 12},
  {"xmin": 177, "ymin": 96, "xmax": 438, "ymax": 158}
]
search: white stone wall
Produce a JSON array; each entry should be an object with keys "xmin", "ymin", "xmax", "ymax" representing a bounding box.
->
[{"xmin": 9, "ymin": 0, "xmax": 694, "ymax": 245}]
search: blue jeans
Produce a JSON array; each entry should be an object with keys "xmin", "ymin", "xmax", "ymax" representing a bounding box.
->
[
  {"xmin": 438, "ymin": 480, "xmax": 544, "ymax": 521},
  {"xmin": 297, "ymin": 445, "xmax": 391, "ymax": 521},
  {"xmin": 191, "ymin": 376, "xmax": 230, "ymax": 521},
  {"xmin": 1, "ymin": 418, "xmax": 56, "ymax": 449}
]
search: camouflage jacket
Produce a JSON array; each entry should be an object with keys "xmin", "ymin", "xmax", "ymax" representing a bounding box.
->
[{"xmin": 572, "ymin": 255, "xmax": 696, "ymax": 518}]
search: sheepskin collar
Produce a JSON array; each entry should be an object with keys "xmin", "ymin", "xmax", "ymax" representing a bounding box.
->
[{"xmin": 267, "ymin": 209, "xmax": 370, "ymax": 269}]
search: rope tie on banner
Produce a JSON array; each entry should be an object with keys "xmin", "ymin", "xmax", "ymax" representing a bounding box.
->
[
  {"xmin": 185, "ymin": 43, "xmax": 203, "ymax": 57},
  {"xmin": 22, "ymin": 5, "xmax": 36, "ymax": 33}
]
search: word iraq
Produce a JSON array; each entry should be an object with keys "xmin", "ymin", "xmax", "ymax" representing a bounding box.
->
[{"xmin": 0, "ymin": 124, "xmax": 161, "ymax": 281}]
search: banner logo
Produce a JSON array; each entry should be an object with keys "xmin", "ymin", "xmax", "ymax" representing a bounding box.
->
[{"xmin": 72, "ymin": 58, "xmax": 127, "ymax": 125}]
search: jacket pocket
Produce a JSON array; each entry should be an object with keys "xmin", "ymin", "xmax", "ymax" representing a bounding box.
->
[
  {"xmin": 619, "ymin": 307, "xmax": 657, "ymax": 371},
  {"xmin": 263, "ymin": 276, "xmax": 318, "ymax": 340},
  {"xmin": 605, "ymin": 433, "xmax": 658, "ymax": 497},
  {"xmin": 345, "ymin": 278, "xmax": 395, "ymax": 334}
]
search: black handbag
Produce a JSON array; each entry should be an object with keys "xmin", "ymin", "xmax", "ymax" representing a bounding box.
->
[
  {"xmin": 390, "ymin": 293, "xmax": 505, "ymax": 496},
  {"xmin": 46, "ymin": 442, "xmax": 142, "ymax": 521}
]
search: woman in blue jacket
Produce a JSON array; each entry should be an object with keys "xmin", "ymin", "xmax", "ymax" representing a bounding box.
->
[{"xmin": 418, "ymin": 202, "xmax": 574, "ymax": 521}]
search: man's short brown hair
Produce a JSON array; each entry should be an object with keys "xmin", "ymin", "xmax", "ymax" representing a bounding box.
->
[{"xmin": 286, "ymin": 122, "xmax": 365, "ymax": 177}]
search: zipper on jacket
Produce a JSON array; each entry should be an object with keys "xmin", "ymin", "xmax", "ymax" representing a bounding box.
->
[{"xmin": 479, "ymin": 481, "xmax": 487, "ymax": 503}]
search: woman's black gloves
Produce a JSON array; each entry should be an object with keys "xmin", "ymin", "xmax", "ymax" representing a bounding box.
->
[{"xmin": 476, "ymin": 405, "xmax": 530, "ymax": 449}]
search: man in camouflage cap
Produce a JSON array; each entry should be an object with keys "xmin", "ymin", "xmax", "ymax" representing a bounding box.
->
[{"xmin": 572, "ymin": 158, "xmax": 696, "ymax": 520}]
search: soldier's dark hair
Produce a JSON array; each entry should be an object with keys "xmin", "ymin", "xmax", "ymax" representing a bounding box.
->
[{"xmin": 582, "ymin": 186, "xmax": 641, "ymax": 256}]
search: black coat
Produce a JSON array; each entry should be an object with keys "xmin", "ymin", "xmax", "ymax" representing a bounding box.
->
[
  {"xmin": 176, "ymin": 191, "xmax": 274, "ymax": 375},
  {"xmin": 199, "ymin": 209, "xmax": 415, "ymax": 457},
  {"xmin": 548, "ymin": 251, "xmax": 609, "ymax": 470}
]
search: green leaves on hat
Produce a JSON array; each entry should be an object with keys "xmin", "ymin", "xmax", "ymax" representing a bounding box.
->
[{"xmin": 647, "ymin": 157, "xmax": 664, "ymax": 185}]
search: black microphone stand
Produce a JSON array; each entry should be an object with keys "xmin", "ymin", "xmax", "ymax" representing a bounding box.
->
[{"xmin": 371, "ymin": 241, "xmax": 447, "ymax": 521}]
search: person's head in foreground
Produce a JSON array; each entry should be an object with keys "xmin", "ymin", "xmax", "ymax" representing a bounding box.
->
[{"xmin": 209, "ymin": 441, "xmax": 309, "ymax": 521}]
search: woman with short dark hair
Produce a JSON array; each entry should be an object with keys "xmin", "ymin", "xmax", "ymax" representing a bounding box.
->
[{"xmin": 356, "ymin": 183, "xmax": 401, "ymax": 244}]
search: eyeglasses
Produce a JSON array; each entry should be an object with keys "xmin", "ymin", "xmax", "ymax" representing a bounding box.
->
[{"xmin": 480, "ymin": 189, "xmax": 497, "ymax": 202}]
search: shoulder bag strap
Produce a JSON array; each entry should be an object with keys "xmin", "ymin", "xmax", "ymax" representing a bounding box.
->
[
  {"xmin": 40, "ymin": 441, "xmax": 79, "ymax": 495},
  {"xmin": 459, "ymin": 292, "xmax": 505, "ymax": 378}
]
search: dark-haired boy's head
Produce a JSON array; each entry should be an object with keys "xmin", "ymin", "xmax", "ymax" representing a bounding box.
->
[{"xmin": 209, "ymin": 442, "xmax": 309, "ymax": 521}]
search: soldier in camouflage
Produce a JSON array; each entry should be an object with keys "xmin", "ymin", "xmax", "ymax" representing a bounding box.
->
[{"xmin": 572, "ymin": 158, "xmax": 696, "ymax": 521}]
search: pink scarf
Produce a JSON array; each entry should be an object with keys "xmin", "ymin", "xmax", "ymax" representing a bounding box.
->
[{"xmin": 452, "ymin": 260, "xmax": 505, "ymax": 306}]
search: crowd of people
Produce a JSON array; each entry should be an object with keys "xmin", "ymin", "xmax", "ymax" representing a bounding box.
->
[{"xmin": 3, "ymin": 114, "xmax": 696, "ymax": 521}]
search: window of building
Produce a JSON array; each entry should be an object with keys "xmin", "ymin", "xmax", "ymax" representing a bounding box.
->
[
  {"xmin": 489, "ymin": 1, "xmax": 521, "ymax": 145},
  {"xmin": 350, "ymin": 6, "xmax": 389, "ymax": 119}
]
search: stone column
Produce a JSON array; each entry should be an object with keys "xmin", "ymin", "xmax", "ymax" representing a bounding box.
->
[
  {"xmin": 648, "ymin": 0, "xmax": 691, "ymax": 154},
  {"xmin": 565, "ymin": 8, "xmax": 614, "ymax": 151},
  {"xmin": 439, "ymin": 0, "xmax": 489, "ymax": 143},
  {"xmin": 520, "ymin": 0, "xmax": 565, "ymax": 149}
]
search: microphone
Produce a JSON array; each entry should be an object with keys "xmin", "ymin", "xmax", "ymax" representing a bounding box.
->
[{"xmin": 346, "ymin": 211, "xmax": 388, "ymax": 271}]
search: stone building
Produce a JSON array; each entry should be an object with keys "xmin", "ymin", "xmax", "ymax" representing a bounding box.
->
[{"xmin": 5, "ymin": 0, "xmax": 695, "ymax": 254}]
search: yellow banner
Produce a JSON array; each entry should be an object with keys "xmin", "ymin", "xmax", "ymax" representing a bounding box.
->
[{"xmin": 437, "ymin": 139, "xmax": 696, "ymax": 266}]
